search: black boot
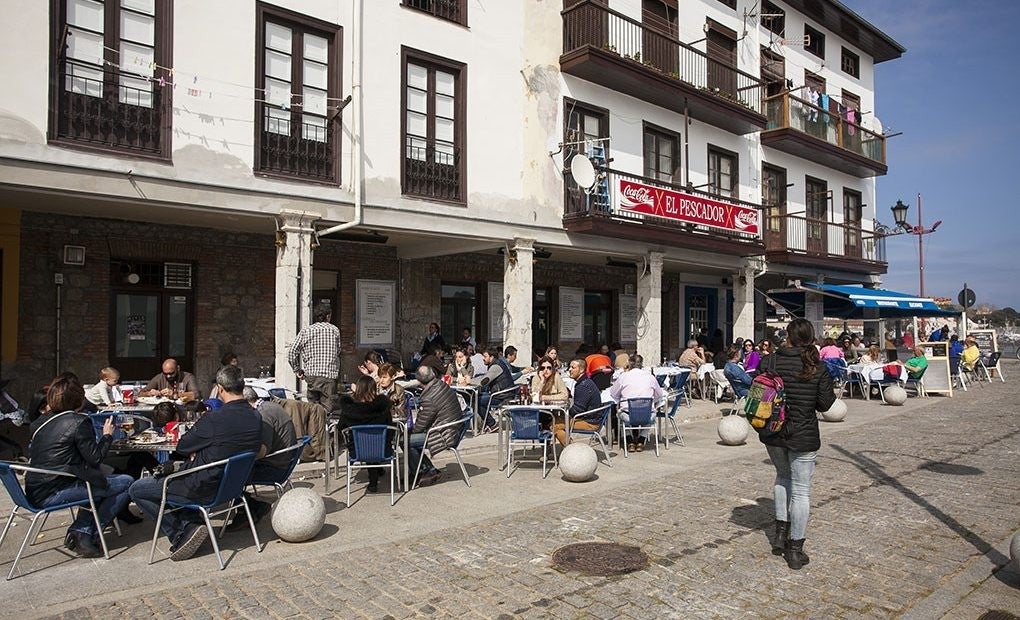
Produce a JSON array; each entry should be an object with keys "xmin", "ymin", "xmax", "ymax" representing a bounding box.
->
[
  {"xmin": 772, "ymin": 520, "xmax": 789, "ymax": 556},
  {"xmin": 784, "ymin": 538, "xmax": 810, "ymax": 570}
]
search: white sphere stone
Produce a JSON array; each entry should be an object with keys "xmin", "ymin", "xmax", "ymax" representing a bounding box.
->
[
  {"xmin": 819, "ymin": 399, "xmax": 848, "ymax": 422},
  {"xmin": 884, "ymin": 385, "xmax": 908, "ymax": 406},
  {"xmin": 559, "ymin": 443, "xmax": 598, "ymax": 482},
  {"xmin": 271, "ymin": 488, "xmax": 325, "ymax": 543},
  {"xmin": 1010, "ymin": 531, "xmax": 1020, "ymax": 573},
  {"xmin": 718, "ymin": 415, "xmax": 750, "ymax": 445}
]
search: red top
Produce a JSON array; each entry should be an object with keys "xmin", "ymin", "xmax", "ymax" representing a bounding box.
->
[{"xmin": 585, "ymin": 354, "xmax": 613, "ymax": 376}]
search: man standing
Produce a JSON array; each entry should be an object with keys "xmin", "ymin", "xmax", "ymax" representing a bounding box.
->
[
  {"xmin": 610, "ymin": 357, "xmax": 663, "ymax": 452},
  {"xmin": 141, "ymin": 358, "xmax": 199, "ymax": 400},
  {"xmin": 288, "ymin": 303, "xmax": 341, "ymax": 407},
  {"xmin": 408, "ymin": 366, "xmax": 462, "ymax": 486},
  {"xmin": 129, "ymin": 365, "xmax": 263, "ymax": 561}
]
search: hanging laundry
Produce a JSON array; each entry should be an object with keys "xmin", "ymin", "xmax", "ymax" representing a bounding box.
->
[
  {"xmin": 846, "ymin": 108, "xmax": 857, "ymax": 136},
  {"xmin": 819, "ymin": 93, "xmax": 830, "ymax": 124},
  {"xmin": 807, "ymin": 88, "xmax": 819, "ymax": 122}
]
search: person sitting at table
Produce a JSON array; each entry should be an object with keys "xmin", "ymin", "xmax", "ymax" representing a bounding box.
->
[
  {"xmin": 208, "ymin": 353, "xmax": 239, "ymax": 399},
  {"xmin": 460, "ymin": 327, "xmax": 476, "ymax": 350},
  {"xmin": 743, "ymin": 341, "xmax": 761, "ymax": 373},
  {"xmin": 553, "ymin": 358, "xmax": 603, "ymax": 447},
  {"xmin": 129, "ymin": 365, "xmax": 263, "ymax": 562},
  {"xmin": 418, "ymin": 344, "xmax": 448, "ymax": 382},
  {"xmin": 467, "ymin": 343, "xmax": 487, "ymax": 378},
  {"xmin": 358, "ymin": 351, "xmax": 382, "ymax": 382},
  {"xmin": 723, "ymin": 346, "xmax": 754, "ymax": 399},
  {"xmin": 530, "ymin": 356, "xmax": 569, "ymax": 404},
  {"xmin": 408, "ymin": 366, "xmax": 462, "ymax": 487},
  {"xmin": 331, "ymin": 377, "xmax": 391, "ymax": 494},
  {"xmin": 543, "ymin": 346, "xmax": 563, "ymax": 371},
  {"xmin": 678, "ymin": 339, "xmax": 707, "ymax": 372},
  {"xmin": 446, "ymin": 348, "xmax": 474, "ymax": 387},
  {"xmin": 472, "ymin": 347, "xmax": 516, "ymax": 432},
  {"xmin": 503, "ymin": 345, "xmax": 534, "ymax": 379},
  {"xmin": 892, "ymin": 346, "xmax": 929, "ymax": 381},
  {"xmin": 141, "ymin": 358, "xmax": 199, "ymax": 401},
  {"xmin": 840, "ymin": 337, "xmax": 858, "ymax": 362},
  {"xmin": 585, "ymin": 349, "xmax": 614, "ymax": 391},
  {"xmin": 960, "ymin": 335, "xmax": 981, "ymax": 371},
  {"xmin": 948, "ymin": 334, "xmax": 964, "ymax": 358},
  {"xmin": 859, "ymin": 345, "xmax": 883, "ymax": 365},
  {"xmin": 818, "ymin": 338, "xmax": 844, "ymax": 360},
  {"xmin": 612, "ymin": 352, "xmax": 631, "ymax": 381},
  {"xmin": 377, "ymin": 363, "xmax": 407, "ymax": 423},
  {"xmin": 85, "ymin": 367, "xmax": 122, "ymax": 409},
  {"xmin": 609, "ymin": 357, "xmax": 663, "ymax": 452},
  {"xmin": 26, "ymin": 375, "xmax": 134, "ymax": 558}
]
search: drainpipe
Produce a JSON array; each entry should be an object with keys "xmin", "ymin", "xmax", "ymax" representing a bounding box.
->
[
  {"xmin": 318, "ymin": 0, "xmax": 364, "ymax": 237},
  {"xmin": 55, "ymin": 273, "xmax": 63, "ymax": 375}
]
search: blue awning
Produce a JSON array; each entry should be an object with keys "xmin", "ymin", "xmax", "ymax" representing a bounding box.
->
[{"xmin": 767, "ymin": 282, "xmax": 959, "ymax": 319}]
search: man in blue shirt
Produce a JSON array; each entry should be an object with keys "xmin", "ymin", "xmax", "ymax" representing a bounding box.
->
[{"xmin": 554, "ymin": 358, "xmax": 604, "ymax": 446}]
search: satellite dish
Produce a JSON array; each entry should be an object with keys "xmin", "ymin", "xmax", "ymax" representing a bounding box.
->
[{"xmin": 569, "ymin": 154, "xmax": 597, "ymax": 190}]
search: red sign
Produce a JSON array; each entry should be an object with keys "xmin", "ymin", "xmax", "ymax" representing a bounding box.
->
[{"xmin": 618, "ymin": 179, "xmax": 760, "ymax": 235}]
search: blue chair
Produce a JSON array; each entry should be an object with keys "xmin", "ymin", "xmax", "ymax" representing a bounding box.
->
[
  {"xmin": 147, "ymin": 451, "xmax": 261, "ymax": 570},
  {"xmin": 659, "ymin": 372, "xmax": 691, "ymax": 449},
  {"xmin": 567, "ymin": 403, "xmax": 614, "ymax": 466},
  {"xmin": 620, "ymin": 397, "xmax": 659, "ymax": 457},
  {"xmin": 483, "ymin": 385, "xmax": 520, "ymax": 432},
  {"xmin": 0, "ymin": 462, "xmax": 112, "ymax": 580},
  {"xmin": 411, "ymin": 411, "xmax": 475, "ymax": 489},
  {"xmin": 249, "ymin": 435, "xmax": 312, "ymax": 499},
  {"xmin": 506, "ymin": 408, "xmax": 556, "ymax": 478},
  {"xmin": 346, "ymin": 425, "xmax": 399, "ymax": 507}
]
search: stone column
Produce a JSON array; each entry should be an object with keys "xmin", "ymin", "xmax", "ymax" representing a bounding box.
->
[
  {"xmin": 503, "ymin": 238, "xmax": 534, "ymax": 356},
  {"xmin": 275, "ymin": 210, "xmax": 318, "ymax": 392},
  {"xmin": 805, "ymin": 292, "xmax": 825, "ymax": 340},
  {"xmin": 732, "ymin": 265, "xmax": 755, "ymax": 341},
  {"xmin": 637, "ymin": 252, "xmax": 663, "ymax": 365}
]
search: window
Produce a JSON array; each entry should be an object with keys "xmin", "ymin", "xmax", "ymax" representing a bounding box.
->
[
  {"xmin": 841, "ymin": 47, "xmax": 860, "ymax": 78},
  {"xmin": 804, "ymin": 24, "xmax": 825, "ymax": 58},
  {"xmin": 706, "ymin": 20, "xmax": 738, "ymax": 96},
  {"xmin": 762, "ymin": 164, "xmax": 787, "ymax": 233},
  {"xmin": 760, "ymin": 0, "xmax": 785, "ymax": 36},
  {"xmin": 805, "ymin": 177, "xmax": 828, "ymax": 244},
  {"xmin": 51, "ymin": 0, "xmax": 172, "ymax": 156},
  {"xmin": 441, "ymin": 284, "xmax": 478, "ymax": 345},
  {"xmin": 642, "ymin": 0, "xmax": 678, "ymax": 74},
  {"xmin": 583, "ymin": 291, "xmax": 614, "ymax": 349},
  {"xmin": 761, "ymin": 47, "xmax": 786, "ymax": 98},
  {"xmin": 402, "ymin": 47, "xmax": 466, "ymax": 202},
  {"xmin": 401, "ymin": 0, "xmax": 467, "ymax": 27},
  {"xmin": 255, "ymin": 5, "xmax": 341, "ymax": 183},
  {"xmin": 843, "ymin": 188, "xmax": 862, "ymax": 255},
  {"xmin": 643, "ymin": 124, "xmax": 680, "ymax": 183},
  {"xmin": 707, "ymin": 146, "xmax": 738, "ymax": 199},
  {"xmin": 563, "ymin": 99, "xmax": 609, "ymax": 215},
  {"xmin": 715, "ymin": 0, "xmax": 736, "ymax": 9}
]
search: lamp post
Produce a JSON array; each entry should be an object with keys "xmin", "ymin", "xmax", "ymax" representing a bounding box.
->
[{"xmin": 889, "ymin": 193, "xmax": 941, "ymax": 298}]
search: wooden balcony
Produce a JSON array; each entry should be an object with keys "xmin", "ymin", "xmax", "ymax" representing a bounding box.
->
[
  {"xmin": 762, "ymin": 93, "xmax": 887, "ymax": 178},
  {"xmin": 763, "ymin": 213, "xmax": 888, "ymax": 274},
  {"xmin": 561, "ymin": 1, "xmax": 766, "ymax": 135},
  {"xmin": 563, "ymin": 167, "xmax": 764, "ymax": 256}
]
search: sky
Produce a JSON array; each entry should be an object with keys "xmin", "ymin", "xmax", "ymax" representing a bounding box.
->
[{"xmin": 840, "ymin": 0, "xmax": 1020, "ymax": 309}]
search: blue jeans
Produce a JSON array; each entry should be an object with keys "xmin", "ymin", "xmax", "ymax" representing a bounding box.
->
[
  {"xmin": 128, "ymin": 476, "xmax": 202, "ymax": 543},
  {"xmin": 407, "ymin": 433, "xmax": 435, "ymax": 475},
  {"xmin": 40, "ymin": 474, "xmax": 133, "ymax": 537},
  {"xmin": 766, "ymin": 446, "xmax": 816, "ymax": 540}
]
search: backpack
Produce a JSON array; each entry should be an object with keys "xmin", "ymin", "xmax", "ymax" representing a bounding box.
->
[{"xmin": 743, "ymin": 369, "xmax": 787, "ymax": 437}]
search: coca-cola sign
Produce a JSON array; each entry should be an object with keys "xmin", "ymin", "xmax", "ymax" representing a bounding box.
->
[{"xmin": 618, "ymin": 179, "xmax": 760, "ymax": 235}]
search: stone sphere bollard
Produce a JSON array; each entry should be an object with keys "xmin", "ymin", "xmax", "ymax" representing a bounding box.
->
[
  {"xmin": 559, "ymin": 443, "xmax": 598, "ymax": 482},
  {"xmin": 1010, "ymin": 531, "xmax": 1020, "ymax": 573},
  {"xmin": 883, "ymin": 385, "xmax": 908, "ymax": 406},
  {"xmin": 272, "ymin": 488, "xmax": 326, "ymax": 543},
  {"xmin": 718, "ymin": 415, "xmax": 749, "ymax": 445},
  {"xmin": 819, "ymin": 399, "xmax": 848, "ymax": 422}
]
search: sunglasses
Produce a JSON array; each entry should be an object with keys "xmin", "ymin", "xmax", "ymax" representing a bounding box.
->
[{"xmin": 540, "ymin": 365, "xmax": 554, "ymax": 370}]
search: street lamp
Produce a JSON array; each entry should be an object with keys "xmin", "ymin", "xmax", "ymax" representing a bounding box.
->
[{"xmin": 880, "ymin": 194, "xmax": 941, "ymax": 298}]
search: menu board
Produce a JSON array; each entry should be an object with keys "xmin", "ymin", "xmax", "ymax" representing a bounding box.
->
[
  {"xmin": 968, "ymin": 328, "xmax": 997, "ymax": 354},
  {"xmin": 918, "ymin": 341, "xmax": 952, "ymax": 396},
  {"xmin": 356, "ymin": 279, "xmax": 395, "ymax": 347},
  {"xmin": 619, "ymin": 294, "xmax": 637, "ymax": 343},
  {"xmin": 488, "ymin": 281, "xmax": 504, "ymax": 343},
  {"xmin": 559, "ymin": 287, "xmax": 584, "ymax": 341}
]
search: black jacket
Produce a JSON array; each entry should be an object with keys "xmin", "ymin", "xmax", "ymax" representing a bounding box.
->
[
  {"xmin": 336, "ymin": 395, "xmax": 391, "ymax": 430},
  {"xmin": 26, "ymin": 411, "xmax": 112, "ymax": 506},
  {"xmin": 760, "ymin": 347, "xmax": 836, "ymax": 453}
]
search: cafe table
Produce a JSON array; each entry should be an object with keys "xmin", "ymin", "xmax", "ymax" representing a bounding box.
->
[
  {"xmin": 498, "ymin": 402, "xmax": 569, "ymax": 471},
  {"xmin": 453, "ymin": 385, "xmax": 481, "ymax": 434}
]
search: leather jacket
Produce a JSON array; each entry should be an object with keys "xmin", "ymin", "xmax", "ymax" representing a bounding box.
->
[{"xmin": 26, "ymin": 410, "xmax": 112, "ymax": 506}]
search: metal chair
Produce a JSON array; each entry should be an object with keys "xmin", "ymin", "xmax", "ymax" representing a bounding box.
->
[
  {"xmin": 949, "ymin": 356, "xmax": 968, "ymax": 391},
  {"xmin": 506, "ymin": 408, "xmax": 557, "ymax": 478},
  {"xmin": 345, "ymin": 425, "xmax": 400, "ymax": 507},
  {"xmin": 904, "ymin": 368, "xmax": 927, "ymax": 397},
  {"xmin": 147, "ymin": 451, "xmax": 262, "ymax": 570},
  {"xmin": 0, "ymin": 462, "xmax": 113, "ymax": 580},
  {"xmin": 567, "ymin": 403, "xmax": 614, "ymax": 466},
  {"xmin": 619, "ymin": 397, "xmax": 659, "ymax": 457},
  {"xmin": 707, "ymin": 369, "xmax": 734, "ymax": 404},
  {"xmin": 411, "ymin": 411, "xmax": 474, "ymax": 489},
  {"xmin": 483, "ymin": 385, "xmax": 520, "ymax": 431},
  {"xmin": 977, "ymin": 352, "xmax": 1004, "ymax": 383},
  {"xmin": 249, "ymin": 435, "xmax": 312, "ymax": 499},
  {"xmin": 658, "ymin": 391, "xmax": 687, "ymax": 449}
]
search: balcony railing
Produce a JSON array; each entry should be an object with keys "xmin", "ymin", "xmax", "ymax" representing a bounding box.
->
[
  {"xmin": 403, "ymin": 140, "xmax": 462, "ymax": 202},
  {"xmin": 763, "ymin": 213, "xmax": 887, "ymax": 270},
  {"xmin": 763, "ymin": 92, "xmax": 887, "ymax": 176},
  {"xmin": 562, "ymin": 0, "xmax": 763, "ymax": 115},
  {"xmin": 54, "ymin": 69, "xmax": 165, "ymax": 155},
  {"xmin": 258, "ymin": 107, "xmax": 337, "ymax": 183},
  {"xmin": 401, "ymin": 0, "xmax": 465, "ymax": 26},
  {"xmin": 564, "ymin": 167, "xmax": 763, "ymax": 251}
]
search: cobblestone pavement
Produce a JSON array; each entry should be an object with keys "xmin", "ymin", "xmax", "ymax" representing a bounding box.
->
[{"xmin": 10, "ymin": 365, "xmax": 1020, "ymax": 619}]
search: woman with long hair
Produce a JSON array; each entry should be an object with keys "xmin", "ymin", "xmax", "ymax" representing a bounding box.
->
[
  {"xmin": 529, "ymin": 355, "xmax": 569, "ymax": 403},
  {"xmin": 336, "ymin": 376, "xmax": 392, "ymax": 493},
  {"xmin": 762, "ymin": 318, "xmax": 835, "ymax": 570}
]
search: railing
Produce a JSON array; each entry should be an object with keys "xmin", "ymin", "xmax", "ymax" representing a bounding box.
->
[
  {"xmin": 565, "ymin": 167, "xmax": 762, "ymax": 243},
  {"xmin": 562, "ymin": 0, "xmax": 762, "ymax": 114},
  {"xmin": 55, "ymin": 69, "xmax": 164, "ymax": 154},
  {"xmin": 764, "ymin": 213, "xmax": 886, "ymax": 264},
  {"xmin": 259, "ymin": 107, "xmax": 336, "ymax": 182},
  {"xmin": 764, "ymin": 92, "xmax": 885, "ymax": 164},
  {"xmin": 401, "ymin": 0, "xmax": 464, "ymax": 25},
  {"xmin": 404, "ymin": 140, "xmax": 462, "ymax": 202}
]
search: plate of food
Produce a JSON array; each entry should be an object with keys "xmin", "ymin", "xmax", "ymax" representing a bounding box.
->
[{"xmin": 130, "ymin": 430, "xmax": 168, "ymax": 445}]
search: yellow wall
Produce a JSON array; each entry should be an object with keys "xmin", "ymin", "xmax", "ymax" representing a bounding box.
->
[{"xmin": 0, "ymin": 209, "xmax": 19, "ymax": 363}]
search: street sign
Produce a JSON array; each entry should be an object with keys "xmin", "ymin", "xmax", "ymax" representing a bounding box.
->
[{"xmin": 958, "ymin": 287, "xmax": 976, "ymax": 308}]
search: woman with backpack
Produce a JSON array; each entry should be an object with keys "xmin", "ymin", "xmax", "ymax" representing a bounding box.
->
[{"xmin": 763, "ymin": 318, "xmax": 835, "ymax": 570}]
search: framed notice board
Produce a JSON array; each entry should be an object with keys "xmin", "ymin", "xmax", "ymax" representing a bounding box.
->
[
  {"xmin": 919, "ymin": 341, "xmax": 952, "ymax": 397},
  {"xmin": 968, "ymin": 328, "xmax": 997, "ymax": 354}
]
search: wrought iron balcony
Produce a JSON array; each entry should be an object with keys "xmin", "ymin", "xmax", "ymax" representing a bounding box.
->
[
  {"xmin": 563, "ymin": 167, "xmax": 764, "ymax": 256},
  {"xmin": 762, "ymin": 213, "xmax": 887, "ymax": 274},
  {"xmin": 561, "ymin": 0, "xmax": 766, "ymax": 135},
  {"xmin": 762, "ymin": 92, "xmax": 887, "ymax": 177},
  {"xmin": 401, "ymin": 0, "xmax": 465, "ymax": 26},
  {"xmin": 53, "ymin": 70, "xmax": 166, "ymax": 157},
  {"xmin": 403, "ymin": 140, "xmax": 463, "ymax": 203},
  {"xmin": 258, "ymin": 107, "xmax": 338, "ymax": 183}
]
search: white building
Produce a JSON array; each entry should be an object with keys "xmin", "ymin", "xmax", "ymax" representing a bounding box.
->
[{"xmin": 0, "ymin": 0, "xmax": 903, "ymax": 398}]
